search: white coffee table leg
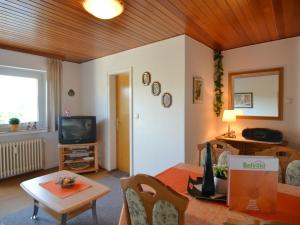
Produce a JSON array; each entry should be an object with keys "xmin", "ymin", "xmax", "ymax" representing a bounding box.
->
[
  {"xmin": 30, "ymin": 199, "xmax": 39, "ymax": 220},
  {"xmin": 61, "ymin": 214, "xmax": 67, "ymax": 225},
  {"xmin": 92, "ymin": 200, "xmax": 99, "ymax": 225}
]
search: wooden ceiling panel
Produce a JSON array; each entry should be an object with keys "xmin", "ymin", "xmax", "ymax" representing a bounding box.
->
[{"xmin": 0, "ymin": 0, "xmax": 299, "ymax": 63}]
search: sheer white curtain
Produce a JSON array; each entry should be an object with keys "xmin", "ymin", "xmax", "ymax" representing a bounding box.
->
[{"xmin": 47, "ymin": 58, "xmax": 62, "ymax": 132}]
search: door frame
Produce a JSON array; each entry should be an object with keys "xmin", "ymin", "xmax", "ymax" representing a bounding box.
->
[{"xmin": 107, "ymin": 67, "xmax": 133, "ymax": 175}]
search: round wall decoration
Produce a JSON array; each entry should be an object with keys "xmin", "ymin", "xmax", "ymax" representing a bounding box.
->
[
  {"xmin": 162, "ymin": 92, "xmax": 172, "ymax": 108},
  {"xmin": 142, "ymin": 72, "xmax": 151, "ymax": 86},
  {"xmin": 151, "ymin": 81, "xmax": 161, "ymax": 96},
  {"xmin": 68, "ymin": 89, "xmax": 75, "ymax": 96}
]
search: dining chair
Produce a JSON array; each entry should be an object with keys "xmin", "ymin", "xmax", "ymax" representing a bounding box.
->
[
  {"xmin": 285, "ymin": 160, "xmax": 300, "ymax": 186},
  {"xmin": 120, "ymin": 174, "xmax": 188, "ymax": 225},
  {"xmin": 198, "ymin": 140, "xmax": 239, "ymax": 166},
  {"xmin": 255, "ymin": 146, "xmax": 300, "ymax": 183}
]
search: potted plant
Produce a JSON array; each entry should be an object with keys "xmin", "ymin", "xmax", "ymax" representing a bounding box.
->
[
  {"xmin": 9, "ymin": 118, "xmax": 20, "ymax": 132},
  {"xmin": 213, "ymin": 165, "xmax": 228, "ymax": 194}
]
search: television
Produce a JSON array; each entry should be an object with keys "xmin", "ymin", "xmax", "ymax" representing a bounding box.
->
[{"xmin": 59, "ymin": 116, "xmax": 96, "ymax": 144}]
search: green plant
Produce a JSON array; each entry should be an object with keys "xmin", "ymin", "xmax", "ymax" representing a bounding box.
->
[
  {"xmin": 9, "ymin": 117, "xmax": 20, "ymax": 125},
  {"xmin": 213, "ymin": 50, "xmax": 224, "ymax": 117},
  {"xmin": 213, "ymin": 165, "xmax": 228, "ymax": 180}
]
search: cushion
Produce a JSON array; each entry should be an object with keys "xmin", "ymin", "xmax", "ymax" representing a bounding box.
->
[
  {"xmin": 286, "ymin": 160, "xmax": 300, "ymax": 186},
  {"xmin": 201, "ymin": 148, "xmax": 217, "ymax": 166},
  {"xmin": 153, "ymin": 200, "xmax": 179, "ymax": 225},
  {"xmin": 217, "ymin": 150, "xmax": 231, "ymax": 166},
  {"xmin": 125, "ymin": 188, "xmax": 148, "ymax": 225}
]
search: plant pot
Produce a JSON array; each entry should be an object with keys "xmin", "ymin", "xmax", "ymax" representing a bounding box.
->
[
  {"xmin": 214, "ymin": 177, "xmax": 228, "ymax": 194},
  {"xmin": 10, "ymin": 124, "xmax": 19, "ymax": 132}
]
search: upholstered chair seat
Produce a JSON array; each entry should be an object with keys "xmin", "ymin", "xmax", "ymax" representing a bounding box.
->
[
  {"xmin": 255, "ymin": 146, "xmax": 300, "ymax": 183},
  {"xmin": 153, "ymin": 200, "xmax": 178, "ymax": 225},
  {"xmin": 125, "ymin": 188, "xmax": 148, "ymax": 225},
  {"xmin": 218, "ymin": 150, "xmax": 232, "ymax": 167},
  {"xmin": 286, "ymin": 160, "xmax": 300, "ymax": 186},
  {"xmin": 198, "ymin": 140, "xmax": 239, "ymax": 166},
  {"xmin": 121, "ymin": 174, "xmax": 188, "ymax": 225}
]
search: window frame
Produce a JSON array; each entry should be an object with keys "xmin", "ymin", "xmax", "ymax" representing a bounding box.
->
[{"xmin": 0, "ymin": 65, "xmax": 47, "ymax": 130}]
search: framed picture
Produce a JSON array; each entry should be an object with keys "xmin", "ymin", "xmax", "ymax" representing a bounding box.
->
[
  {"xmin": 234, "ymin": 92, "xmax": 253, "ymax": 108},
  {"xmin": 162, "ymin": 92, "xmax": 172, "ymax": 108},
  {"xmin": 151, "ymin": 81, "xmax": 161, "ymax": 96},
  {"xmin": 142, "ymin": 72, "xmax": 151, "ymax": 86},
  {"xmin": 193, "ymin": 77, "xmax": 203, "ymax": 104}
]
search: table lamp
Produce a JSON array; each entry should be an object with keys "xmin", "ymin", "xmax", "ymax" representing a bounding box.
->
[{"xmin": 222, "ymin": 110, "xmax": 236, "ymax": 138}]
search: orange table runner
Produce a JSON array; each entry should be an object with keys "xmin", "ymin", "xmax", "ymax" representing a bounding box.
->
[
  {"xmin": 39, "ymin": 180, "xmax": 91, "ymax": 199},
  {"xmin": 156, "ymin": 167, "xmax": 202, "ymax": 193},
  {"xmin": 156, "ymin": 166, "xmax": 300, "ymax": 225}
]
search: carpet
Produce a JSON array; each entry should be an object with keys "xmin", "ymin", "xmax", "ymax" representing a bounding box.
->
[{"xmin": 0, "ymin": 171, "xmax": 128, "ymax": 225}]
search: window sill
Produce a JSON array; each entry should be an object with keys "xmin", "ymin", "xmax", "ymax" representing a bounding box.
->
[{"xmin": 0, "ymin": 129, "xmax": 48, "ymax": 137}]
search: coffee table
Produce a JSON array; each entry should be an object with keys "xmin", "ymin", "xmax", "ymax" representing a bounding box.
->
[{"xmin": 20, "ymin": 170, "xmax": 111, "ymax": 225}]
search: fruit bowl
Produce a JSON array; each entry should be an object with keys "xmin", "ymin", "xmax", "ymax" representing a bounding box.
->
[{"xmin": 56, "ymin": 176, "xmax": 77, "ymax": 188}]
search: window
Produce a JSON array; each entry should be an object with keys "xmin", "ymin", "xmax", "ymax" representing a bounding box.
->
[{"xmin": 0, "ymin": 65, "xmax": 47, "ymax": 130}]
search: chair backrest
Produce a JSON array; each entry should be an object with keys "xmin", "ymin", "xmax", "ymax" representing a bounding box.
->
[
  {"xmin": 255, "ymin": 146, "xmax": 300, "ymax": 183},
  {"xmin": 218, "ymin": 150, "xmax": 233, "ymax": 167},
  {"xmin": 120, "ymin": 174, "xmax": 188, "ymax": 225},
  {"xmin": 285, "ymin": 160, "xmax": 300, "ymax": 186},
  {"xmin": 198, "ymin": 140, "xmax": 239, "ymax": 166}
]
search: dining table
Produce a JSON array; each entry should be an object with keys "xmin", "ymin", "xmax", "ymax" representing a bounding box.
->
[{"xmin": 118, "ymin": 163, "xmax": 300, "ymax": 225}]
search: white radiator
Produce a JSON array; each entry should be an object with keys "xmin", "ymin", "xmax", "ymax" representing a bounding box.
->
[{"xmin": 0, "ymin": 139, "xmax": 44, "ymax": 179}]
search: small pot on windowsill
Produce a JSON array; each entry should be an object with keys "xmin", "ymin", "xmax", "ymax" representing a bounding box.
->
[
  {"xmin": 214, "ymin": 177, "xmax": 228, "ymax": 194},
  {"xmin": 9, "ymin": 124, "xmax": 19, "ymax": 132},
  {"xmin": 9, "ymin": 118, "xmax": 20, "ymax": 132}
]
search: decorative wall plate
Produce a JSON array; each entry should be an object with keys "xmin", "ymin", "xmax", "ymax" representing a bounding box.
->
[
  {"xmin": 142, "ymin": 72, "xmax": 151, "ymax": 86},
  {"xmin": 162, "ymin": 92, "xmax": 172, "ymax": 108},
  {"xmin": 151, "ymin": 81, "xmax": 161, "ymax": 96},
  {"xmin": 68, "ymin": 89, "xmax": 75, "ymax": 96}
]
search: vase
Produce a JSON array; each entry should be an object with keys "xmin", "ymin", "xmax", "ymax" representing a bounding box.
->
[
  {"xmin": 10, "ymin": 124, "xmax": 19, "ymax": 132},
  {"xmin": 214, "ymin": 177, "xmax": 228, "ymax": 194},
  {"xmin": 202, "ymin": 143, "xmax": 215, "ymax": 196}
]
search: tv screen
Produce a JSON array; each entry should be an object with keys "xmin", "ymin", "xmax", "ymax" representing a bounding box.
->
[{"xmin": 59, "ymin": 116, "xmax": 96, "ymax": 144}]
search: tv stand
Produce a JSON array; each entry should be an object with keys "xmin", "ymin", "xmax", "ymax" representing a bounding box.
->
[{"xmin": 58, "ymin": 142, "xmax": 99, "ymax": 173}]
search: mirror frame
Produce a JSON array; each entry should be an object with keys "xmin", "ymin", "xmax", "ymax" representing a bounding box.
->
[{"xmin": 228, "ymin": 67, "xmax": 283, "ymax": 120}]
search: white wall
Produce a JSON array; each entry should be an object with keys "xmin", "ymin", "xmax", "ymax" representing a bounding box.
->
[
  {"xmin": 61, "ymin": 62, "xmax": 82, "ymax": 116},
  {"xmin": 0, "ymin": 49, "xmax": 82, "ymax": 168},
  {"xmin": 4, "ymin": 34, "xmax": 298, "ymax": 173},
  {"xmin": 222, "ymin": 37, "xmax": 300, "ymax": 148},
  {"xmin": 185, "ymin": 36, "xmax": 217, "ymax": 165},
  {"xmin": 80, "ymin": 35, "xmax": 186, "ymax": 175}
]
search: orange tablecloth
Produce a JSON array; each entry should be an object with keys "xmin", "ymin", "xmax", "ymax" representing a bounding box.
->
[
  {"xmin": 118, "ymin": 163, "xmax": 300, "ymax": 225},
  {"xmin": 39, "ymin": 179, "xmax": 91, "ymax": 198},
  {"xmin": 155, "ymin": 167, "xmax": 202, "ymax": 193},
  {"xmin": 156, "ymin": 164, "xmax": 300, "ymax": 225}
]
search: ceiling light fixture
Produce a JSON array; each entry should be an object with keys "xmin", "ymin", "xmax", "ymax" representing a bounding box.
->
[{"xmin": 83, "ymin": 0, "xmax": 124, "ymax": 20}]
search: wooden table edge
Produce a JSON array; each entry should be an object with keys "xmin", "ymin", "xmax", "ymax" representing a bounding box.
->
[{"xmin": 20, "ymin": 177, "xmax": 111, "ymax": 214}]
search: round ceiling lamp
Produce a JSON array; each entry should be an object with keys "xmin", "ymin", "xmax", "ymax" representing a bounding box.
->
[{"xmin": 83, "ymin": 0, "xmax": 124, "ymax": 20}]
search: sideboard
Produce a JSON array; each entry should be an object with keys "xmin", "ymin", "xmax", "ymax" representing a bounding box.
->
[{"xmin": 216, "ymin": 135, "xmax": 288, "ymax": 155}]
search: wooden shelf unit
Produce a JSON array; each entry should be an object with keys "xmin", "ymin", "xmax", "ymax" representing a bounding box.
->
[{"xmin": 58, "ymin": 142, "xmax": 99, "ymax": 173}]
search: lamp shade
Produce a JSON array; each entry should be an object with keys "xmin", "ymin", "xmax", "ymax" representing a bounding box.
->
[
  {"xmin": 83, "ymin": 0, "xmax": 124, "ymax": 20},
  {"xmin": 222, "ymin": 110, "xmax": 236, "ymax": 122}
]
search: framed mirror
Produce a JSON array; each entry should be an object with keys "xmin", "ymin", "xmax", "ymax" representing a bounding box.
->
[{"xmin": 228, "ymin": 67, "xmax": 283, "ymax": 120}]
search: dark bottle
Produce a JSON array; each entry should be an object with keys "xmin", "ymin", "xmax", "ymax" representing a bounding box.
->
[{"xmin": 201, "ymin": 142, "xmax": 215, "ymax": 196}]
